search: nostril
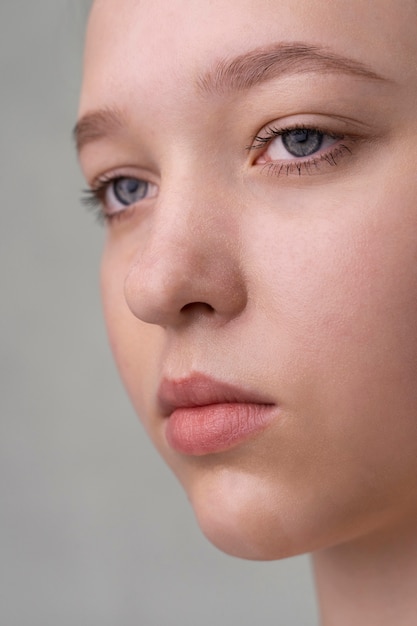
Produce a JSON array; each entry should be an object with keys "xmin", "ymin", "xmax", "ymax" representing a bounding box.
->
[{"xmin": 180, "ymin": 302, "xmax": 216, "ymax": 315}]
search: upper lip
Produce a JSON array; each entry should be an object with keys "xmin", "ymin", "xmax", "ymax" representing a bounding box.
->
[{"xmin": 158, "ymin": 373, "xmax": 275, "ymax": 417}]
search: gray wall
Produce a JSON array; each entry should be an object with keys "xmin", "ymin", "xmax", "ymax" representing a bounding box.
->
[{"xmin": 1, "ymin": 2, "xmax": 317, "ymax": 624}]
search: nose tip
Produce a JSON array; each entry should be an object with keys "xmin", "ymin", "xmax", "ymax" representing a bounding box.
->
[{"xmin": 123, "ymin": 224, "xmax": 247, "ymax": 328}]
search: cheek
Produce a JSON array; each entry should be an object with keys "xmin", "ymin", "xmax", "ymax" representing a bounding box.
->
[
  {"xmin": 277, "ymin": 189, "xmax": 417, "ymax": 433},
  {"xmin": 249, "ymin": 179, "xmax": 417, "ymax": 379}
]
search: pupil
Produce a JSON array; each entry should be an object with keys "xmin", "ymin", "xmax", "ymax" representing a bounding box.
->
[
  {"xmin": 114, "ymin": 178, "xmax": 145, "ymax": 205},
  {"xmin": 282, "ymin": 129, "xmax": 323, "ymax": 157}
]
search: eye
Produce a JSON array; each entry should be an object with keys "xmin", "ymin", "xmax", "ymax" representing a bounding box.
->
[
  {"xmin": 258, "ymin": 128, "xmax": 340, "ymax": 163},
  {"xmin": 107, "ymin": 177, "xmax": 155, "ymax": 208},
  {"xmin": 83, "ymin": 174, "xmax": 159, "ymax": 224}
]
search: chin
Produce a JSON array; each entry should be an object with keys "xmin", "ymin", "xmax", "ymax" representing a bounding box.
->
[
  {"xmin": 186, "ymin": 465, "xmax": 309, "ymax": 561},
  {"xmin": 181, "ymin": 461, "xmax": 396, "ymax": 561}
]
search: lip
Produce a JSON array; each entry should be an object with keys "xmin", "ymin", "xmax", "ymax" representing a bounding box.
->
[{"xmin": 158, "ymin": 374, "xmax": 276, "ymax": 456}]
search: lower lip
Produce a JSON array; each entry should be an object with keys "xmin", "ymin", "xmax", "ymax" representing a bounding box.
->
[{"xmin": 165, "ymin": 403, "xmax": 276, "ymax": 455}]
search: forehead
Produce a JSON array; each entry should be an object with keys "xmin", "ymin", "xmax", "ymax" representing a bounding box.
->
[{"xmin": 80, "ymin": 0, "xmax": 416, "ymax": 113}]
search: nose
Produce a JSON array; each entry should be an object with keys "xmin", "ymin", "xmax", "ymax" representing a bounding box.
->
[{"xmin": 123, "ymin": 186, "xmax": 247, "ymax": 328}]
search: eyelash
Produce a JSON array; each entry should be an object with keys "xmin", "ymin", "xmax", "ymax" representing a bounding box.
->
[
  {"xmin": 82, "ymin": 174, "xmax": 132, "ymax": 225},
  {"xmin": 248, "ymin": 123, "xmax": 353, "ymax": 177},
  {"xmin": 82, "ymin": 124, "xmax": 355, "ymax": 224}
]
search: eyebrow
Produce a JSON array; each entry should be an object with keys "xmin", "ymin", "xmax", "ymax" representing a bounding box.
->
[
  {"xmin": 74, "ymin": 42, "xmax": 388, "ymax": 154},
  {"xmin": 74, "ymin": 106, "xmax": 126, "ymax": 155},
  {"xmin": 196, "ymin": 42, "xmax": 388, "ymax": 95}
]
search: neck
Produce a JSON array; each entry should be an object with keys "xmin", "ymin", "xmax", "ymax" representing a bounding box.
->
[{"xmin": 312, "ymin": 520, "xmax": 417, "ymax": 626}]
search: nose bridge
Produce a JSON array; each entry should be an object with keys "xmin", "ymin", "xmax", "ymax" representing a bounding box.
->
[
  {"xmin": 124, "ymin": 171, "xmax": 247, "ymax": 327},
  {"xmin": 155, "ymin": 179, "xmax": 223, "ymax": 260}
]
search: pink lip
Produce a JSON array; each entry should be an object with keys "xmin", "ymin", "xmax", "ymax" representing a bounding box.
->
[{"xmin": 158, "ymin": 374, "xmax": 276, "ymax": 456}]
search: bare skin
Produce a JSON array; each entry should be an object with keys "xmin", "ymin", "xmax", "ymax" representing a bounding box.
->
[{"xmin": 78, "ymin": 1, "xmax": 417, "ymax": 624}]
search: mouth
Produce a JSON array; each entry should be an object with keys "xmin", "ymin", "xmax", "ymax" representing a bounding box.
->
[{"xmin": 158, "ymin": 373, "xmax": 276, "ymax": 456}]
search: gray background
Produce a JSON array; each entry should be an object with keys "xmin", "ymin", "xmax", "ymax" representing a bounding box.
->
[{"xmin": 1, "ymin": 2, "xmax": 317, "ymax": 624}]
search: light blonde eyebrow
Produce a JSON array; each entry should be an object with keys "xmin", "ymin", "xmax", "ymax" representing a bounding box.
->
[
  {"xmin": 196, "ymin": 42, "xmax": 389, "ymax": 95},
  {"xmin": 74, "ymin": 106, "xmax": 126, "ymax": 155}
]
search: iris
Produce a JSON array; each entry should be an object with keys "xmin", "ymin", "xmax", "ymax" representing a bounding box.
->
[
  {"xmin": 282, "ymin": 129, "xmax": 323, "ymax": 157},
  {"xmin": 113, "ymin": 178, "xmax": 149, "ymax": 206}
]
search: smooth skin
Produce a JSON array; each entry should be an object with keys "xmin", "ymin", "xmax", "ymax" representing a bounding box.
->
[{"xmin": 78, "ymin": 1, "xmax": 417, "ymax": 624}]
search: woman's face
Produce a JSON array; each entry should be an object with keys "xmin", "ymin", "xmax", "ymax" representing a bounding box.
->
[{"xmin": 78, "ymin": 0, "xmax": 417, "ymax": 559}]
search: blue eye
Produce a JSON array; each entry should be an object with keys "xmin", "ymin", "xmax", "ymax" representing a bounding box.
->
[
  {"xmin": 112, "ymin": 177, "xmax": 150, "ymax": 206},
  {"xmin": 252, "ymin": 124, "xmax": 343, "ymax": 169},
  {"xmin": 83, "ymin": 174, "xmax": 159, "ymax": 224},
  {"xmin": 281, "ymin": 129, "xmax": 323, "ymax": 157}
]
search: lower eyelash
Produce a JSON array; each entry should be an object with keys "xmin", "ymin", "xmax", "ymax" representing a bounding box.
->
[{"xmin": 261, "ymin": 143, "xmax": 353, "ymax": 178}]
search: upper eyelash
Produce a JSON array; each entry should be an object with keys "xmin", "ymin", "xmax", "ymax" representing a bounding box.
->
[
  {"xmin": 82, "ymin": 173, "xmax": 113, "ymax": 203},
  {"xmin": 247, "ymin": 123, "xmax": 344, "ymax": 151},
  {"xmin": 81, "ymin": 187, "xmax": 101, "ymax": 209},
  {"xmin": 81, "ymin": 170, "xmax": 143, "ymax": 224},
  {"xmin": 81, "ymin": 176, "xmax": 116, "ymax": 224}
]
